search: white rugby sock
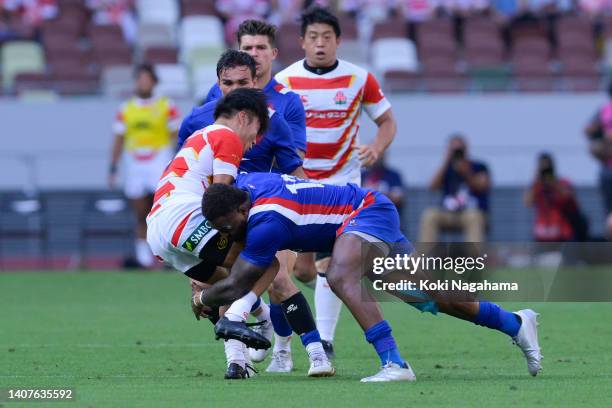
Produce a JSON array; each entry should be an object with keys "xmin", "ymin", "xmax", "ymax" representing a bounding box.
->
[
  {"xmin": 252, "ymin": 300, "xmax": 270, "ymax": 322},
  {"xmin": 273, "ymin": 333, "xmax": 292, "ymax": 353},
  {"xmin": 225, "ymin": 291, "xmax": 257, "ymax": 322},
  {"xmin": 224, "ymin": 339, "xmax": 246, "ymax": 367},
  {"xmin": 135, "ymin": 238, "xmax": 154, "ymax": 267},
  {"xmin": 315, "ymin": 275, "xmax": 342, "ymax": 342}
]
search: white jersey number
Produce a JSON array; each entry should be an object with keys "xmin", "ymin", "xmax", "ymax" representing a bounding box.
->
[{"xmin": 281, "ymin": 174, "xmax": 324, "ymax": 194}]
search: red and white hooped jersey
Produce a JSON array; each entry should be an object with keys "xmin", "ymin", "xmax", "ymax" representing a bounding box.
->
[
  {"xmin": 275, "ymin": 59, "xmax": 391, "ymax": 184},
  {"xmin": 147, "ymin": 124, "xmax": 243, "ymax": 221}
]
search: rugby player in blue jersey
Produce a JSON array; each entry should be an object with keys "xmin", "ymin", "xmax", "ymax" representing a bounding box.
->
[
  {"xmin": 201, "ymin": 20, "xmax": 307, "ymax": 156},
  {"xmin": 180, "ymin": 49, "xmax": 333, "ymax": 377},
  {"xmin": 195, "ymin": 173, "xmax": 543, "ymax": 382}
]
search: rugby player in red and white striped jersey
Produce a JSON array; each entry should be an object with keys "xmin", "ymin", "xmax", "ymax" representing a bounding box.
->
[{"xmin": 274, "ymin": 5, "xmax": 397, "ymax": 356}]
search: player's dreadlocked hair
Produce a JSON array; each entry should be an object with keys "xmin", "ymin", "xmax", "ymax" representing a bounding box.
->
[
  {"xmin": 216, "ymin": 49, "xmax": 257, "ymax": 79},
  {"xmin": 214, "ymin": 87, "xmax": 269, "ymax": 135},
  {"xmin": 300, "ymin": 5, "xmax": 341, "ymax": 38},
  {"xmin": 237, "ymin": 19, "xmax": 277, "ymax": 47},
  {"xmin": 202, "ymin": 184, "xmax": 248, "ymax": 221}
]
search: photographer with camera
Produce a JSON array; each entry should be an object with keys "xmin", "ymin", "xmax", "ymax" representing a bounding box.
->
[
  {"xmin": 524, "ymin": 153, "xmax": 587, "ymax": 242},
  {"xmin": 584, "ymin": 84, "xmax": 612, "ymax": 239},
  {"xmin": 419, "ymin": 134, "xmax": 490, "ymax": 242}
]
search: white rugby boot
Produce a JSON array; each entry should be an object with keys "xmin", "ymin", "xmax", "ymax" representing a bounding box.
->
[
  {"xmin": 248, "ymin": 319, "xmax": 274, "ymax": 363},
  {"xmin": 512, "ymin": 309, "xmax": 543, "ymax": 376},
  {"xmin": 307, "ymin": 351, "xmax": 336, "ymax": 377},
  {"xmin": 360, "ymin": 362, "xmax": 416, "ymax": 382},
  {"xmin": 265, "ymin": 350, "xmax": 294, "ymax": 373}
]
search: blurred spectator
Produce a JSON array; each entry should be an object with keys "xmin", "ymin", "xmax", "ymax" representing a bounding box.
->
[
  {"xmin": 524, "ymin": 153, "xmax": 587, "ymax": 242},
  {"xmin": 584, "ymin": 83, "xmax": 612, "ymax": 239},
  {"xmin": 269, "ymin": 0, "xmax": 306, "ymax": 25},
  {"xmin": 438, "ymin": 0, "xmax": 491, "ymax": 17},
  {"xmin": 419, "ymin": 134, "xmax": 490, "ymax": 242},
  {"xmin": 108, "ymin": 64, "xmax": 180, "ymax": 268},
  {"xmin": 86, "ymin": 0, "xmax": 137, "ymax": 44},
  {"xmin": 362, "ymin": 154, "xmax": 406, "ymax": 213},
  {"xmin": 399, "ymin": 0, "xmax": 438, "ymax": 22},
  {"xmin": 2, "ymin": 0, "xmax": 57, "ymax": 29},
  {"xmin": 492, "ymin": 0, "xmax": 519, "ymax": 18},
  {"xmin": 216, "ymin": 0, "xmax": 270, "ymax": 45}
]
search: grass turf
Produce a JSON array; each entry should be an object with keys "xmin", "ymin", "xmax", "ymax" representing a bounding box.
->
[{"xmin": 1, "ymin": 271, "xmax": 611, "ymax": 408}]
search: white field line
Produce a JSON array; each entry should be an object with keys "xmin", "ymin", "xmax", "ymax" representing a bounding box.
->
[
  {"xmin": 0, "ymin": 374, "xmax": 204, "ymax": 379},
  {"xmin": 1, "ymin": 343, "xmax": 216, "ymax": 348}
]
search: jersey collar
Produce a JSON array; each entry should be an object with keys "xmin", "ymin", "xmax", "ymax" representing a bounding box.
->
[{"xmin": 303, "ymin": 59, "xmax": 339, "ymax": 75}]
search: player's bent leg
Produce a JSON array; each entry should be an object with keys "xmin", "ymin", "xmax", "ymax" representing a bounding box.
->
[
  {"xmin": 326, "ymin": 233, "xmax": 415, "ymax": 382},
  {"xmin": 294, "ymin": 252, "xmax": 317, "ymax": 287}
]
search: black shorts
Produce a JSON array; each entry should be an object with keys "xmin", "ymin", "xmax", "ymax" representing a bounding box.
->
[{"xmin": 184, "ymin": 232, "xmax": 232, "ymax": 283}]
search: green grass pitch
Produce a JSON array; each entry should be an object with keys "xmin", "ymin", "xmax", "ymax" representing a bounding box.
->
[{"xmin": 1, "ymin": 271, "xmax": 611, "ymax": 408}]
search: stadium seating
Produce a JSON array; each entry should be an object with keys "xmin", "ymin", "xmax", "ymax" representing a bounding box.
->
[
  {"xmin": 276, "ymin": 23, "xmax": 303, "ymax": 67},
  {"xmin": 137, "ymin": 23, "xmax": 178, "ymax": 52},
  {"xmin": 0, "ymin": 4, "xmax": 608, "ymax": 96},
  {"xmin": 0, "ymin": 194, "xmax": 48, "ymax": 269},
  {"xmin": 371, "ymin": 18, "xmax": 407, "ymax": 40},
  {"xmin": 181, "ymin": 0, "xmax": 217, "ymax": 16},
  {"xmin": 78, "ymin": 192, "xmax": 135, "ymax": 269},
  {"xmin": 154, "ymin": 63, "xmax": 190, "ymax": 98},
  {"xmin": 137, "ymin": 0, "xmax": 180, "ymax": 27},
  {"xmin": 143, "ymin": 46, "xmax": 179, "ymax": 64},
  {"xmin": 178, "ymin": 15, "xmax": 225, "ymax": 69},
  {"xmin": 1, "ymin": 41, "xmax": 46, "ymax": 91},
  {"xmin": 371, "ymin": 38, "xmax": 418, "ymax": 78}
]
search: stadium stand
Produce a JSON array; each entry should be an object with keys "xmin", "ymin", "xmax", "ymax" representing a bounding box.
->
[
  {"xmin": 0, "ymin": 193, "xmax": 48, "ymax": 269},
  {"xmin": 1, "ymin": 0, "xmax": 610, "ymax": 96}
]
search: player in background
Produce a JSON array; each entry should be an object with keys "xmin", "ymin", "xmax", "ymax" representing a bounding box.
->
[
  {"xmin": 179, "ymin": 49, "xmax": 334, "ymax": 375},
  {"xmin": 146, "ymin": 88, "xmax": 273, "ymax": 379},
  {"xmin": 274, "ymin": 6, "xmax": 398, "ymax": 356},
  {"xmin": 109, "ymin": 64, "xmax": 180, "ymax": 268},
  {"xmin": 202, "ymin": 19, "xmax": 307, "ymax": 157},
  {"xmin": 197, "ymin": 173, "xmax": 543, "ymax": 382}
]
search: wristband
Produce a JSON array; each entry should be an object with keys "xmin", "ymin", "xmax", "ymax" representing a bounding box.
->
[{"xmin": 109, "ymin": 164, "xmax": 118, "ymax": 174}]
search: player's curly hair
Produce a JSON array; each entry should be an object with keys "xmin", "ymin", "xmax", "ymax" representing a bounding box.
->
[
  {"xmin": 237, "ymin": 19, "xmax": 277, "ymax": 47},
  {"xmin": 202, "ymin": 184, "xmax": 248, "ymax": 221},
  {"xmin": 216, "ymin": 49, "xmax": 257, "ymax": 79},
  {"xmin": 300, "ymin": 5, "xmax": 341, "ymax": 38},
  {"xmin": 213, "ymin": 87, "xmax": 269, "ymax": 135}
]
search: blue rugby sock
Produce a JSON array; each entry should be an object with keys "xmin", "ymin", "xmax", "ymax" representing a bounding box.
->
[
  {"xmin": 364, "ymin": 320, "xmax": 406, "ymax": 367},
  {"xmin": 270, "ymin": 303, "xmax": 293, "ymax": 337},
  {"xmin": 474, "ymin": 301, "xmax": 521, "ymax": 337},
  {"xmin": 249, "ymin": 297, "xmax": 262, "ymax": 312},
  {"xmin": 300, "ymin": 329, "xmax": 322, "ymax": 347}
]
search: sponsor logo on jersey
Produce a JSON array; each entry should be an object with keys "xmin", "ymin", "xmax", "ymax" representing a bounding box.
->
[
  {"xmin": 182, "ymin": 219, "xmax": 214, "ymax": 251},
  {"xmin": 334, "ymin": 91, "xmax": 347, "ymax": 105},
  {"xmin": 217, "ymin": 233, "xmax": 229, "ymax": 250},
  {"xmin": 306, "ymin": 110, "xmax": 348, "ymax": 120}
]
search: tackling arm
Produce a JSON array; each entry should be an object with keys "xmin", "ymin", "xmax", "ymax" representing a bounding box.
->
[{"xmin": 199, "ymin": 256, "xmax": 278, "ymax": 307}]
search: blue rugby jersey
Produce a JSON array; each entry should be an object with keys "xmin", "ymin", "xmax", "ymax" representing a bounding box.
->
[
  {"xmin": 235, "ymin": 172, "xmax": 368, "ymax": 267},
  {"xmin": 204, "ymin": 78, "xmax": 306, "ymax": 152},
  {"xmin": 177, "ymin": 100, "xmax": 302, "ymax": 174}
]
